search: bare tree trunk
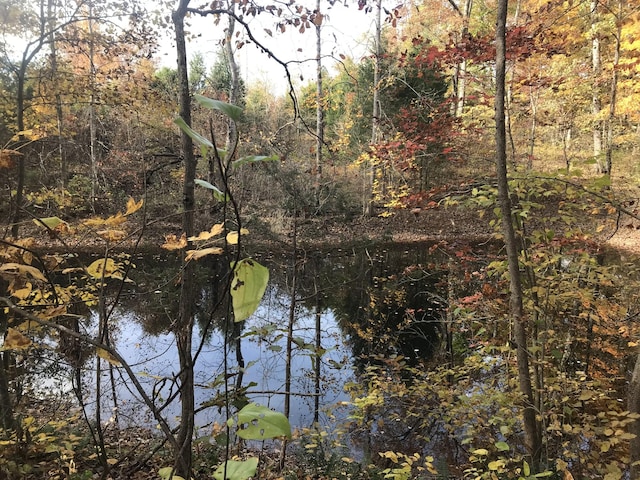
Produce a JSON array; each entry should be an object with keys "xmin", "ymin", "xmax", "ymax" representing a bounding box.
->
[
  {"xmin": 604, "ymin": 0, "xmax": 621, "ymax": 178},
  {"xmin": 527, "ymin": 86, "xmax": 538, "ymax": 170},
  {"xmin": 315, "ymin": 0, "xmax": 324, "ymax": 209},
  {"xmin": 0, "ymin": 298, "xmax": 15, "ymax": 431},
  {"xmin": 45, "ymin": 0, "xmax": 67, "ymax": 192},
  {"xmin": 173, "ymin": 1, "xmax": 197, "ymax": 477},
  {"xmin": 364, "ymin": 0, "xmax": 382, "ymax": 217},
  {"xmin": 10, "ymin": 66, "xmax": 28, "ymax": 238},
  {"xmin": 629, "ymin": 351, "xmax": 640, "ymax": 478},
  {"xmin": 494, "ymin": 0, "xmax": 541, "ymax": 467},
  {"xmin": 591, "ymin": 0, "xmax": 604, "ymax": 168},
  {"xmin": 454, "ymin": 0, "xmax": 473, "ymax": 117},
  {"xmin": 88, "ymin": 1, "xmax": 99, "ymax": 213},
  {"xmin": 224, "ymin": 2, "xmax": 240, "ymax": 155}
]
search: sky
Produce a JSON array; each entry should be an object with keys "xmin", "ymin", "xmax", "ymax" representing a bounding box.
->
[{"xmin": 156, "ymin": 1, "xmax": 378, "ymax": 95}]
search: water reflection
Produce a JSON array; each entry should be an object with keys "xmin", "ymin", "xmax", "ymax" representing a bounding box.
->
[{"xmin": 55, "ymin": 246, "xmax": 449, "ymax": 434}]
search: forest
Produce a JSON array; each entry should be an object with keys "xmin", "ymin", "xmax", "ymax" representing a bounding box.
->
[{"xmin": 2, "ymin": 0, "xmax": 640, "ymax": 478}]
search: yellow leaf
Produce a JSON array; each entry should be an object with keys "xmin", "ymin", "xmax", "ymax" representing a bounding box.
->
[
  {"xmin": 227, "ymin": 231, "xmax": 240, "ymax": 245},
  {"xmin": 11, "ymin": 282, "xmax": 32, "ymax": 300},
  {"xmin": 472, "ymin": 449, "xmax": 489, "ymax": 456},
  {"xmin": 96, "ymin": 230, "xmax": 127, "ymax": 242},
  {"xmin": 97, "ymin": 348, "xmax": 122, "ymax": 367},
  {"xmin": 0, "ymin": 263, "xmax": 47, "ymax": 282},
  {"xmin": 83, "ymin": 216, "xmax": 107, "ymax": 227},
  {"xmin": 488, "ymin": 459, "xmax": 505, "ymax": 471},
  {"xmin": 124, "ymin": 197, "xmax": 143, "ymax": 216},
  {"xmin": 188, "ymin": 223, "xmax": 224, "ymax": 242},
  {"xmin": 185, "ymin": 247, "xmax": 224, "ymax": 261},
  {"xmin": 84, "ymin": 213, "xmax": 126, "ymax": 228},
  {"xmin": 106, "ymin": 458, "xmax": 118, "ymax": 465},
  {"xmin": 379, "ymin": 451, "xmax": 399, "ymax": 463},
  {"xmin": 104, "ymin": 212, "xmax": 126, "ymax": 226},
  {"xmin": 161, "ymin": 233, "xmax": 187, "ymax": 251},
  {"xmin": 41, "ymin": 305, "xmax": 67, "ymax": 319},
  {"xmin": 3, "ymin": 328, "xmax": 32, "ymax": 350},
  {"xmin": 86, "ymin": 258, "xmax": 119, "ymax": 279},
  {"xmin": 579, "ymin": 390, "xmax": 594, "ymax": 401},
  {"xmin": 226, "ymin": 228, "xmax": 249, "ymax": 245}
]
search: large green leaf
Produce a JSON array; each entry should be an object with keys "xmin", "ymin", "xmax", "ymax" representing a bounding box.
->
[
  {"xmin": 233, "ymin": 154, "xmax": 279, "ymax": 167},
  {"xmin": 228, "ymin": 403, "xmax": 291, "ymax": 440},
  {"xmin": 230, "ymin": 258, "xmax": 268, "ymax": 322},
  {"xmin": 34, "ymin": 216, "xmax": 64, "ymax": 229},
  {"xmin": 174, "ymin": 117, "xmax": 212, "ymax": 158},
  {"xmin": 158, "ymin": 467, "xmax": 185, "ymax": 480},
  {"xmin": 213, "ymin": 458, "xmax": 258, "ymax": 480},
  {"xmin": 194, "ymin": 179, "xmax": 227, "ymax": 201},
  {"xmin": 194, "ymin": 94, "xmax": 243, "ymax": 122}
]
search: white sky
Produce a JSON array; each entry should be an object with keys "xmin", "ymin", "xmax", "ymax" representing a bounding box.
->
[{"xmin": 156, "ymin": 1, "xmax": 377, "ymax": 95}]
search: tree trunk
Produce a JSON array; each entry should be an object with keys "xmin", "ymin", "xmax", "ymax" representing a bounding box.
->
[
  {"xmin": 494, "ymin": 0, "xmax": 542, "ymax": 467},
  {"xmin": 10, "ymin": 67, "xmax": 27, "ymax": 239},
  {"xmin": 454, "ymin": 0, "xmax": 473, "ymax": 117},
  {"xmin": 0, "ymin": 297, "xmax": 15, "ymax": 431},
  {"xmin": 88, "ymin": 1, "xmax": 99, "ymax": 213},
  {"xmin": 604, "ymin": 0, "xmax": 621, "ymax": 178},
  {"xmin": 315, "ymin": 0, "xmax": 324, "ymax": 209},
  {"xmin": 591, "ymin": 0, "xmax": 604, "ymax": 167},
  {"xmin": 629, "ymin": 351, "xmax": 640, "ymax": 478},
  {"xmin": 173, "ymin": 1, "xmax": 197, "ymax": 477},
  {"xmin": 224, "ymin": 2, "xmax": 240, "ymax": 156},
  {"xmin": 364, "ymin": 0, "xmax": 382, "ymax": 217}
]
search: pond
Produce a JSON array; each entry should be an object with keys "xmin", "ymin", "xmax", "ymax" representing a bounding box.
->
[{"xmin": 39, "ymin": 243, "xmax": 457, "ymax": 443}]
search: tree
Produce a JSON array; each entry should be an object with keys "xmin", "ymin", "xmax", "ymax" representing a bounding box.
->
[
  {"xmin": 494, "ymin": 0, "xmax": 541, "ymax": 467},
  {"xmin": 171, "ymin": 0, "xmax": 197, "ymax": 476},
  {"xmin": 364, "ymin": 0, "xmax": 382, "ymax": 217},
  {"xmin": 314, "ymin": 0, "xmax": 324, "ymax": 207}
]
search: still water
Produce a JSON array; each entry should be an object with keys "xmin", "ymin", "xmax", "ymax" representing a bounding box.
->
[{"xmin": 53, "ymin": 245, "xmax": 450, "ymax": 434}]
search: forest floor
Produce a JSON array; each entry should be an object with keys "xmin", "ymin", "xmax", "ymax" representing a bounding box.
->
[
  {"xmin": 249, "ymin": 202, "xmax": 640, "ymax": 256},
  {"xmin": 20, "ymin": 199, "xmax": 640, "ymax": 256}
]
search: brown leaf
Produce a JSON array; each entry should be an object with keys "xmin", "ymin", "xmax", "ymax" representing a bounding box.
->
[{"xmin": 3, "ymin": 328, "xmax": 31, "ymax": 350}]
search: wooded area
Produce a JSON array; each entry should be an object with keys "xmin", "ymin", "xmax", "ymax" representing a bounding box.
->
[{"xmin": 2, "ymin": 0, "xmax": 640, "ymax": 478}]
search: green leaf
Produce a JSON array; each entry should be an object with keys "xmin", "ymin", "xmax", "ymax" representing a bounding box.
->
[
  {"xmin": 213, "ymin": 459, "xmax": 258, "ymax": 480},
  {"xmin": 590, "ymin": 174, "xmax": 611, "ymax": 190},
  {"xmin": 194, "ymin": 179, "xmax": 227, "ymax": 201},
  {"xmin": 233, "ymin": 154, "xmax": 279, "ymax": 167},
  {"xmin": 230, "ymin": 258, "xmax": 269, "ymax": 322},
  {"xmin": 158, "ymin": 467, "xmax": 185, "ymax": 480},
  {"xmin": 229, "ymin": 403, "xmax": 291, "ymax": 440},
  {"xmin": 194, "ymin": 94, "xmax": 243, "ymax": 122},
  {"xmin": 495, "ymin": 441, "xmax": 510, "ymax": 452},
  {"xmin": 174, "ymin": 116, "xmax": 213, "ymax": 150},
  {"xmin": 34, "ymin": 216, "xmax": 64, "ymax": 229},
  {"xmin": 523, "ymin": 460, "xmax": 530, "ymax": 476}
]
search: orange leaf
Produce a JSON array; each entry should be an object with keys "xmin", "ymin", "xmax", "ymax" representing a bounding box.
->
[
  {"xmin": 161, "ymin": 233, "xmax": 187, "ymax": 251},
  {"xmin": 124, "ymin": 197, "xmax": 143, "ymax": 216}
]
